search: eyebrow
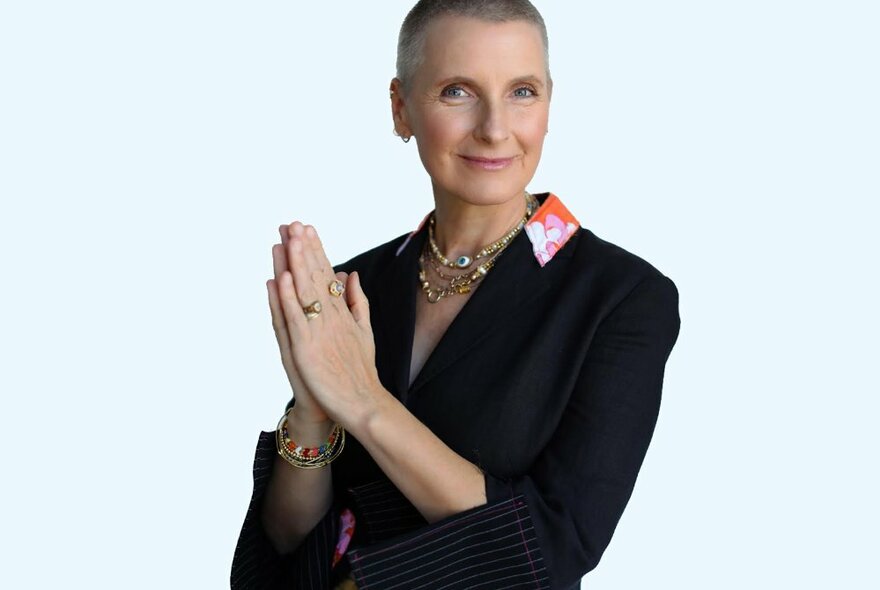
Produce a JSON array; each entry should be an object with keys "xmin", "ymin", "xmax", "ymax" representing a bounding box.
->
[{"xmin": 434, "ymin": 75, "xmax": 545, "ymax": 89}]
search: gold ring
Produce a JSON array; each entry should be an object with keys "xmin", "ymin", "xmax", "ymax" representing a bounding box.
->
[
  {"xmin": 329, "ymin": 279, "xmax": 345, "ymax": 297},
  {"xmin": 302, "ymin": 300, "xmax": 322, "ymax": 319}
]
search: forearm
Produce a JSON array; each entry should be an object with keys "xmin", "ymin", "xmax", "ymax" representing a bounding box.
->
[
  {"xmin": 260, "ymin": 415, "xmax": 334, "ymax": 554},
  {"xmin": 351, "ymin": 386, "xmax": 487, "ymax": 523}
]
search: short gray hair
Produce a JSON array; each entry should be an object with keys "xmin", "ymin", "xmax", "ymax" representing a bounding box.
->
[{"xmin": 396, "ymin": 0, "xmax": 550, "ymax": 94}]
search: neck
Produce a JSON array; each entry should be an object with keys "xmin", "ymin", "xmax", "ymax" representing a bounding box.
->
[{"xmin": 431, "ymin": 186, "xmax": 530, "ymax": 257}]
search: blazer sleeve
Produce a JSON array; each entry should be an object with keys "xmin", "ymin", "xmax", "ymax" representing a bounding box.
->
[
  {"xmin": 230, "ymin": 430, "xmax": 340, "ymax": 590},
  {"xmin": 345, "ymin": 274, "xmax": 681, "ymax": 590},
  {"xmin": 486, "ymin": 274, "xmax": 680, "ymax": 587}
]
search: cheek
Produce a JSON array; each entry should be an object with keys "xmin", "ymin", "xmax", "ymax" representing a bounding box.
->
[
  {"xmin": 516, "ymin": 110, "xmax": 550, "ymax": 150},
  {"xmin": 418, "ymin": 110, "xmax": 475, "ymax": 156}
]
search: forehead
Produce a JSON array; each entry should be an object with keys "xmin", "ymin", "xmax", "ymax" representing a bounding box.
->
[{"xmin": 419, "ymin": 15, "xmax": 546, "ymax": 82}]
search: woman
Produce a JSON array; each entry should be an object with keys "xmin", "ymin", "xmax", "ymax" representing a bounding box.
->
[{"xmin": 231, "ymin": 1, "xmax": 680, "ymax": 588}]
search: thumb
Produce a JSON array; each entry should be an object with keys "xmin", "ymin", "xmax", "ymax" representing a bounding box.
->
[{"xmin": 346, "ymin": 271, "xmax": 371, "ymax": 328}]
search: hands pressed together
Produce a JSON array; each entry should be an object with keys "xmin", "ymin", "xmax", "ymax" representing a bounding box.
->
[
  {"xmin": 267, "ymin": 221, "xmax": 386, "ymax": 432},
  {"xmin": 263, "ymin": 222, "xmax": 488, "ymax": 531}
]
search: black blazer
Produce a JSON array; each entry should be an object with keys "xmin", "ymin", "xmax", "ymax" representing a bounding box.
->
[{"xmin": 231, "ymin": 192, "xmax": 681, "ymax": 589}]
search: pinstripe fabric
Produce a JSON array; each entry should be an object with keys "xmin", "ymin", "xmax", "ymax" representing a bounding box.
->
[
  {"xmin": 346, "ymin": 479, "xmax": 426, "ymax": 544},
  {"xmin": 347, "ymin": 495, "xmax": 550, "ymax": 590},
  {"xmin": 231, "ymin": 431, "xmax": 339, "ymax": 590},
  {"xmin": 230, "ymin": 193, "xmax": 680, "ymax": 588},
  {"xmin": 230, "ymin": 436, "xmax": 556, "ymax": 589}
]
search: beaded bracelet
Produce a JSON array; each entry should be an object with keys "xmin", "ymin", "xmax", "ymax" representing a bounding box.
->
[{"xmin": 275, "ymin": 410, "xmax": 345, "ymax": 469}]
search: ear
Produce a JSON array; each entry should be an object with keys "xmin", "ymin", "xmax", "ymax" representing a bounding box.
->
[{"xmin": 390, "ymin": 77, "xmax": 414, "ymax": 138}]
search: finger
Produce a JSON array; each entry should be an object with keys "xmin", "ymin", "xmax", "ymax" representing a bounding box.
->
[
  {"xmin": 286, "ymin": 220, "xmax": 304, "ymax": 244},
  {"xmin": 347, "ymin": 271, "xmax": 372, "ymax": 329},
  {"xmin": 277, "ymin": 268, "xmax": 313, "ymax": 335},
  {"xmin": 267, "ymin": 278, "xmax": 293, "ymax": 356},
  {"xmin": 304, "ymin": 225, "xmax": 338, "ymax": 281},
  {"xmin": 272, "ymin": 243, "xmax": 286, "ymax": 280},
  {"xmin": 279, "ymin": 224, "xmax": 293, "ymax": 270},
  {"xmin": 333, "ymin": 270, "xmax": 351, "ymax": 308},
  {"xmin": 268, "ymin": 278, "xmax": 310, "ymax": 394},
  {"xmin": 276, "ymin": 222, "xmax": 291, "ymax": 267},
  {"xmin": 281, "ymin": 235, "xmax": 324, "ymax": 314},
  {"xmin": 301, "ymin": 225, "xmax": 345, "ymax": 313},
  {"xmin": 301, "ymin": 226, "xmax": 332, "ymax": 280}
]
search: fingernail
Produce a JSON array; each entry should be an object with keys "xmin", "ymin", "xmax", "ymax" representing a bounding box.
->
[
  {"xmin": 305, "ymin": 225, "xmax": 316, "ymax": 238},
  {"xmin": 291, "ymin": 223, "xmax": 303, "ymax": 236}
]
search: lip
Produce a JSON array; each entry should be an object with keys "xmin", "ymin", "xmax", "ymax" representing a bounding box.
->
[{"xmin": 459, "ymin": 155, "xmax": 517, "ymax": 171}]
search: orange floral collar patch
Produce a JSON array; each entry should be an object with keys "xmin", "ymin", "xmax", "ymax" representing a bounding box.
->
[
  {"xmin": 523, "ymin": 193, "xmax": 580, "ymax": 267},
  {"xmin": 396, "ymin": 192, "xmax": 580, "ymax": 267}
]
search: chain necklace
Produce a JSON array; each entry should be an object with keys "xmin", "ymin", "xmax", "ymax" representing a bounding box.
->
[
  {"xmin": 418, "ymin": 192, "xmax": 538, "ymax": 303},
  {"xmin": 427, "ymin": 191, "xmax": 538, "ymax": 269}
]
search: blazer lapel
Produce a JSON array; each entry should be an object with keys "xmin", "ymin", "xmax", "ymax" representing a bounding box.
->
[
  {"xmin": 371, "ymin": 194, "xmax": 581, "ymax": 404},
  {"xmin": 409, "ymin": 226, "xmax": 578, "ymax": 396},
  {"xmin": 371, "ymin": 229, "xmax": 421, "ymax": 403}
]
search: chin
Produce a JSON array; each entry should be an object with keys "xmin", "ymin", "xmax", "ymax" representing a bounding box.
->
[
  {"xmin": 451, "ymin": 185, "xmax": 522, "ymax": 208},
  {"xmin": 452, "ymin": 175, "xmax": 530, "ymax": 206}
]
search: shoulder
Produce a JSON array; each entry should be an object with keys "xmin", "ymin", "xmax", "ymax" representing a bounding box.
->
[
  {"xmin": 571, "ymin": 226, "xmax": 671, "ymax": 281},
  {"xmin": 529, "ymin": 191, "xmax": 677, "ymax": 303},
  {"xmin": 565, "ymin": 226, "xmax": 679, "ymax": 324}
]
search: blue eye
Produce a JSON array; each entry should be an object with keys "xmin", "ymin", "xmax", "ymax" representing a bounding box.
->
[
  {"xmin": 514, "ymin": 86, "xmax": 537, "ymax": 98},
  {"xmin": 442, "ymin": 86, "xmax": 468, "ymax": 98}
]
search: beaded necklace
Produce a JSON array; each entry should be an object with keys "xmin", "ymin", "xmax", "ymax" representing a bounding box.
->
[{"xmin": 418, "ymin": 192, "xmax": 538, "ymax": 303}]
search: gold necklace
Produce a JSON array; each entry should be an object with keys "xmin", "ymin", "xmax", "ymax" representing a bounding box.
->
[
  {"xmin": 427, "ymin": 191, "xmax": 538, "ymax": 269},
  {"xmin": 417, "ymin": 248, "xmax": 497, "ymax": 302},
  {"xmin": 418, "ymin": 192, "xmax": 538, "ymax": 303}
]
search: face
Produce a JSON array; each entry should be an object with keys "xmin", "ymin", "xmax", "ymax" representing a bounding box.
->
[{"xmin": 391, "ymin": 15, "xmax": 552, "ymax": 209}]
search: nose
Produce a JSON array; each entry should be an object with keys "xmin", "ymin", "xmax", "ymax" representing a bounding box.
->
[{"xmin": 474, "ymin": 98, "xmax": 510, "ymax": 144}]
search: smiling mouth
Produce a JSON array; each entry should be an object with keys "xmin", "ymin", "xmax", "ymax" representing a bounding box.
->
[{"xmin": 459, "ymin": 155, "xmax": 518, "ymax": 170}]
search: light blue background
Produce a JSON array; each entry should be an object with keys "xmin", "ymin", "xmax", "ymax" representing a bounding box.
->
[{"xmin": 1, "ymin": 1, "xmax": 877, "ymax": 588}]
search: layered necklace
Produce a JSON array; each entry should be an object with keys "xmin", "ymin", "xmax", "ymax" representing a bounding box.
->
[{"xmin": 418, "ymin": 191, "xmax": 539, "ymax": 303}]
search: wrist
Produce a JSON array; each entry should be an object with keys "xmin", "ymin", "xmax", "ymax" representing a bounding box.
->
[
  {"xmin": 351, "ymin": 384, "xmax": 400, "ymax": 443},
  {"xmin": 285, "ymin": 409, "xmax": 335, "ymax": 447}
]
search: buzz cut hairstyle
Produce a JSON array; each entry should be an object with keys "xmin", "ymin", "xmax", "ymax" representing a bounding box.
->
[{"xmin": 395, "ymin": 0, "xmax": 551, "ymax": 94}]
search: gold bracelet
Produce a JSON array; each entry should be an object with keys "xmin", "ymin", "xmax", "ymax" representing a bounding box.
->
[{"xmin": 275, "ymin": 411, "xmax": 345, "ymax": 469}]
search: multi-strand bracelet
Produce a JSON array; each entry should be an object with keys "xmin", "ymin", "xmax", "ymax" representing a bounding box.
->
[{"xmin": 275, "ymin": 410, "xmax": 345, "ymax": 469}]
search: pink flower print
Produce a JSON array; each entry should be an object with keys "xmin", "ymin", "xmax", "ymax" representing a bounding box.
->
[
  {"xmin": 544, "ymin": 213, "xmax": 566, "ymax": 241},
  {"xmin": 523, "ymin": 193, "xmax": 581, "ymax": 267},
  {"xmin": 525, "ymin": 220, "xmax": 553, "ymax": 266},
  {"xmin": 331, "ymin": 508, "xmax": 356, "ymax": 568},
  {"xmin": 527, "ymin": 214, "xmax": 577, "ymax": 266}
]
